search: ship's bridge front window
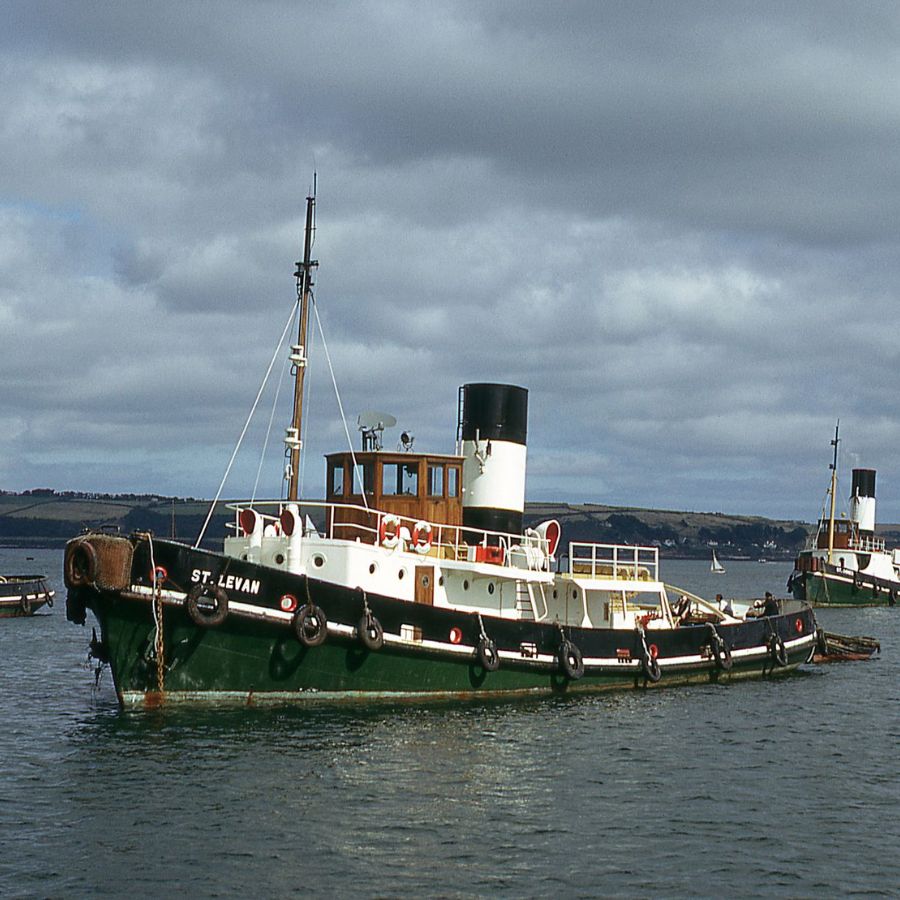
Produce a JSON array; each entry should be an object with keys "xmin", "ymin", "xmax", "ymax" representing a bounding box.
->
[
  {"xmin": 330, "ymin": 463, "xmax": 345, "ymax": 497},
  {"xmin": 428, "ymin": 464, "xmax": 444, "ymax": 497},
  {"xmin": 353, "ymin": 462, "xmax": 375, "ymax": 495},
  {"xmin": 383, "ymin": 462, "xmax": 419, "ymax": 496}
]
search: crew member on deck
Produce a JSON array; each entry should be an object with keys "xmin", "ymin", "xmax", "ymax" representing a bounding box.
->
[
  {"xmin": 763, "ymin": 592, "xmax": 779, "ymax": 616},
  {"xmin": 716, "ymin": 593, "xmax": 734, "ymax": 616}
]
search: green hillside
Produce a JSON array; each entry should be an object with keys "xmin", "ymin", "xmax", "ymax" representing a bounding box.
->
[{"xmin": 0, "ymin": 489, "xmax": 823, "ymax": 557}]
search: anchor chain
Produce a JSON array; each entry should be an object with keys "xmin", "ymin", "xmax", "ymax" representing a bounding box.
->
[{"xmin": 149, "ymin": 535, "xmax": 165, "ymax": 692}]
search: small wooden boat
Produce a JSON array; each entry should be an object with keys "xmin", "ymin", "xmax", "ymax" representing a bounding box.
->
[
  {"xmin": 0, "ymin": 575, "xmax": 55, "ymax": 617},
  {"xmin": 813, "ymin": 629, "xmax": 880, "ymax": 663}
]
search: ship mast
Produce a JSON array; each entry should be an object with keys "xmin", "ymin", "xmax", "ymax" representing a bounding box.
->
[
  {"xmin": 285, "ymin": 189, "xmax": 318, "ymax": 502},
  {"xmin": 826, "ymin": 420, "xmax": 840, "ymax": 564}
]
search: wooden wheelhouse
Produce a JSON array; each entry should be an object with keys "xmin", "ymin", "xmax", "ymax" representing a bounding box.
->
[{"xmin": 325, "ymin": 451, "xmax": 464, "ymax": 544}]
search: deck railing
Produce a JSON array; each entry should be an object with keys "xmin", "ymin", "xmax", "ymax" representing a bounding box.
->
[
  {"xmin": 567, "ymin": 542, "xmax": 659, "ymax": 582},
  {"xmin": 225, "ymin": 500, "xmax": 555, "ymax": 573},
  {"xmin": 849, "ymin": 535, "xmax": 886, "ymax": 553}
]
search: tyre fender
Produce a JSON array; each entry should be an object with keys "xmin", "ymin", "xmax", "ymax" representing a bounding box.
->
[
  {"xmin": 558, "ymin": 639, "xmax": 584, "ymax": 680},
  {"xmin": 186, "ymin": 583, "xmax": 229, "ymax": 627},
  {"xmin": 293, "ymin": 603, "xmax": 327, "ymax": 647}
]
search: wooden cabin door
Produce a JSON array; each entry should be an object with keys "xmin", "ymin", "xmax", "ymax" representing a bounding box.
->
[{"xmin": 415, "ymin": 566, "xmax": 435, "ymax": 605}]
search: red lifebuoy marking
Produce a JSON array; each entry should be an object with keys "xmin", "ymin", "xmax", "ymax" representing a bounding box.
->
[
  {"xmin": 411, "ymin": 521, "xmax": 432, "ymax": 552},
  {"xmin": 649, "ymin": 643, "xmax": 659, "ymax": 659},
  {"xmin": 795, "ymin": 618, "xmax": 804, "ymax": 634},
  {"xmin": 280, "ymin": 594, "xmax": 298, "ymax": 612},
  {"xmin": 152, "ymin": 565, "xmax": 168, "ymax": 582},
  {"xmin": 379, "ymin": 515, "xmax": 401, "ymax": 546},
  {"xmin": 449, "ymin": 627, "xmax": 463, "ymax": 644}
]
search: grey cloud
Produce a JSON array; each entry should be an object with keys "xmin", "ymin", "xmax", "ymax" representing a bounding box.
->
[{"xmin": 3, "ymin": 1, "xmax": 900, "ymax": 521}]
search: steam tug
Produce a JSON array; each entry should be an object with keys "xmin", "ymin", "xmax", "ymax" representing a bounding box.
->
[
  {"xmin": 789, "ymin": 426, "xmax": 900, "ymax": 607},
  {"xmin": 63, "ymin": 193, "xmax": 817, "ymax": 705}
]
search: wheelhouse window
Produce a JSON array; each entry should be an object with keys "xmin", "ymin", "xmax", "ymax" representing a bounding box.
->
[
  {"xmin": 353, "ymin": 462, "xmax": 375, "ymax": 495},
  {"xmin": 402, "ymin": 462, "xmax": 419, "ymax": 495},
  {"xmin": 330, "ymin": 463, "xmax": 345, "ymax": 497},
  {"xmin": 383, "ymin": 461, "xmax": 419, "ymax": 496},
  {"xmin": 447, "ymin": 466, "xmax": 459, "ymax": 498},
  {"xmin": 428, "ymin": 464, "xmax": 444, "ymax": 497}
]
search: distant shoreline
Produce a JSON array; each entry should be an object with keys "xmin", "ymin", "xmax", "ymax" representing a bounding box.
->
[{"xmin": 4, "ymin": 489, "xmax": 897, "ymax": 561}]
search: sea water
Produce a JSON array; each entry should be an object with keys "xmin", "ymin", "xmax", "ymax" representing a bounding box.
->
[{"xmin": 1, "ymin": 547, "xmax": 898, "ymax": 898}]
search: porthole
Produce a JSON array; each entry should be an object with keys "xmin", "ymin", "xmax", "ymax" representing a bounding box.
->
[
  {"xmin": 369, "ymin": 563, "xmax": 377, "ymax": 575},
  {"xmin": 398, "ymin": 569, "xmax": 406, "ymax": 580},
  {"xmin": 439, "ymin": 576, "xmax": 444, "ymax": 587},
  {"xmin": 422, "ymin": 575, "xmax": 431, "ymax": 588},
  {"xmin": 553, "ymin": 589, "xmax": 558, "ymax": 599},
  {"xmin": 275, "ymin": 553, "xmax": 286, "ymax": 565},
  {"xmin": 463, "ymin": 579, "xmax": 470, "ymax": 590},
  {"xmin": 312, "ymin": 554, "xmax": 325, "ymax": 568},
  {"xmin": 241, "ymin": 553, "xmax": 248, "ymax": 561},
  {"xmin": 487, "ymin": 582, "xmax": 495, "ymax": 595},
  {"xmin": 572, "ymin": 589, "xmax": 578, "ymax": 600}
]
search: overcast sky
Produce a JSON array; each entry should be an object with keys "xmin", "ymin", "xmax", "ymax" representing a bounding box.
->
[{"xmin": 2, "ymin": 1, "xmax": 900, "ymax": 521}]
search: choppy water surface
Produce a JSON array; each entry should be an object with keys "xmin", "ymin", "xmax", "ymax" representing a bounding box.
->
[{"xmin": 2, "ymin": 548, "xmax": 898, "ymax": 898}]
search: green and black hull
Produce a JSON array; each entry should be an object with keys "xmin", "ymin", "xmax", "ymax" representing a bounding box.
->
[
  {"xmin": 66, "ymin": 533, "xmax": 818, "ymax": 706},
  {"xmin": 789, "ymin": 566, "xmax": 899, "ymax": 608}
]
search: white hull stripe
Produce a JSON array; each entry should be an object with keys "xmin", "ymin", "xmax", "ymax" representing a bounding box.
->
[{"xmin": 127, "ymin": 584, "xmax": 811, "ymax": 670}]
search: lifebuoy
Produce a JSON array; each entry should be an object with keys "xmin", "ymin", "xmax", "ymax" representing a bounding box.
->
[
  {"xmin": 768, "ymin": 632, "xmax": 788, "ymax": 667},
  {"xmin": 794, "ymin": 618, "xmax": 804, "ymax": 634},
  {"xmin": 449, "ymin": 626, "xmax": 463, "ymax": 644},
  {"xmin": 476, "ymin": 635, "xmax": 500, "ymax": 671},
  {"xmin": 65, "ymin": 540, "xmax": 98, "ymax": 588},
  {"xmin": 411, "ymin": 521, "xmax": 433, "ymax": 555},
  {"xmin": 292, "ymin": 604, "xmax": 327, "ymax": 647},
  {"xmin": 558, "ymin": 639, "xmax": 584, "ymax": 680},
  {"xmin": 186, "ymin": 583, "xmax": 229, "ymax": 627},
  {"xmin": 357, "ymin": 613, "xmax": 384, "ymax": 651},
  {"xmin": 379, "ymin": 515, "xmax": 402, "ymax": 548}
]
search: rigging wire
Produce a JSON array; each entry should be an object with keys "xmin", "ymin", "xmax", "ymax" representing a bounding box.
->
[
  {"xmin": 251, "ymin": 302, "xmax": 298, "ymax": 504},
  {"xmin": 311, "ymin": 293, "xmax": 369, "ymax": 511},
  {"xmin": 195, "ymin": 302, "xmax": 299, "ymax": 548}
]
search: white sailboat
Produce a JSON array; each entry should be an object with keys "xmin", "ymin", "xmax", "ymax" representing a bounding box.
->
[{"xmin": 710, "ymin": 550, "xmax": 726, "ymax": 574}]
